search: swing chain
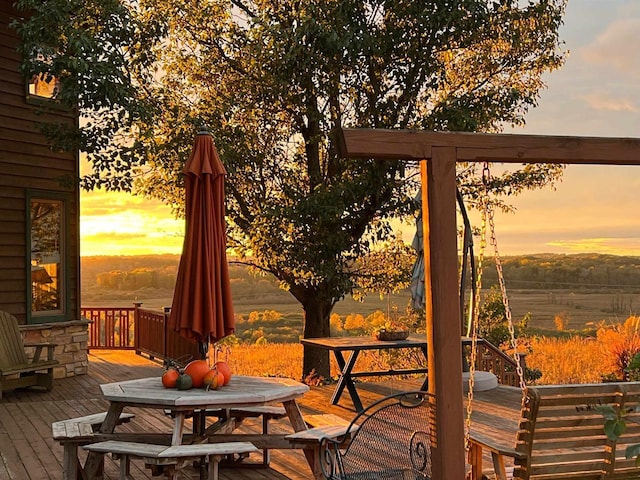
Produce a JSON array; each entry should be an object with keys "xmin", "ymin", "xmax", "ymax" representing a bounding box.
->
[
  {"xmin": 483, "ymin": 163, "xmax": 527, "ymax": 391},
  {"xmin": 487, "ymin": 202, "xmax": 527, "ymax": 391},
  {"xmin": 464, "ymin": 172, "xmax": 489, "ymax": 449}
]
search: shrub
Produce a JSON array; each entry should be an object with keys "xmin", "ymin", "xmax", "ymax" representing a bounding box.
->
[
  {"xmin": 596, "ymin": 317, "xmax": 640, "ymax": 381},
  {"xmin": 527, "ymin": 336, "xmax": 606, "ymax": 384}
]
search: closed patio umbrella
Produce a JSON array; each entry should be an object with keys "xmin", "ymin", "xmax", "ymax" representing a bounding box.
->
[
  {"xmin": 410, "ymin": 188, "xmax": 476, "ymax": 334},
  {"xmin": 168, "ymin": 129, "xmax": 235, "ymax": 359}
]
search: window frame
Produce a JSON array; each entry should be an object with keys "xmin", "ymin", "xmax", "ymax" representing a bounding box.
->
[{"xmin": 26, "ymin": 190, "xmax": 71, "ymax": 324}]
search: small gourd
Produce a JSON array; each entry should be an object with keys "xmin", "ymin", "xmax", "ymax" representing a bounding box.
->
[{"xmin": 175, "ymin": 373, "xmax": 193, "ymax": 390}]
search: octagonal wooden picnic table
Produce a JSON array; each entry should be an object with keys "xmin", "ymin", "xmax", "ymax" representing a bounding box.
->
[{"xmin": 81, "ymin": 375, "xmax": 320, "ymax": 478}]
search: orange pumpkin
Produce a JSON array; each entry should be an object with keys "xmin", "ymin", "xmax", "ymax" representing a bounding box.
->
[
  {"xmin": 203, "ymin": 369, "xmax": 224, "ymax": 391},
  {"xmin": 161, "ymin": 367, "xmax": 180, "ymax": 388},
  {"xmin": 184, "ymin": 359, "xmax": 210, "ymax": 388},
  {"xmin": 214, "ymin": 361, "xmax": 232, "ymax": 386}
]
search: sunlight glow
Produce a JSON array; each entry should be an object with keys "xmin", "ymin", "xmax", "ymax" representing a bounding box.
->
[{"xmin": 80, "ymin": 190, "xmax": 184, "ymax": 256}]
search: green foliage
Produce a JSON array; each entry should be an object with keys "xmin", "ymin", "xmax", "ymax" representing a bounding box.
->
[
  {"xmin": 599, "ymin": 404, "xmax": 640, "ymax": 464},
  {"xmin": 524, "ymin": 366, "xmax": 543, "ymax": 383},
  {"xmin": 18, "ymin": 0, "xmax": 568, "ymax": 377},
  {"xmin": 13, "ymin": 0, "xmax": 159, "ymax": 190},
  {"xmin": 626, "ymin": 352, "xmax": 640, "ymax": 382},
  {"xmin": 477, "ymin": 285, "xmax": 529, "ymax": 347},
  {"xmin": 352, "ymin": 236, "xmax": 415, "ymax": 301}
]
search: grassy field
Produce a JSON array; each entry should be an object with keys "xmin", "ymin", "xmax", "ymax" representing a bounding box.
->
[
  {"xmin": 84, "ymin": 287, "xmax": 639, "ymax": 334},
  {"xmin": 214, "ymin": 320, "xmax": 640, "ymax": 386},
  {"xmin": 506, "ymin": 288, "xmax": 639, "ymax": 331}
]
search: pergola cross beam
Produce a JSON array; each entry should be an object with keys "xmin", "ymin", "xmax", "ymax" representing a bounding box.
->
[{"xmin": 337, "ymin": 128, "xmax": 640, "ymax": 479}]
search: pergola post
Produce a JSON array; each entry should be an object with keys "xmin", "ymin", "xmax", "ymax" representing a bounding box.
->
[{"xmin": 422, "ymin": 148, "xmax": 465, "ymax": 478}]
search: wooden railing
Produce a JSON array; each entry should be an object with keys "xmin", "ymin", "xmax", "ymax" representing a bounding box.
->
[
  {"xmin": 82, "ymin": 304, "xmax": 200, "ymax": 364},
  {"xmin": 82, "ymin": 304, "xmax": 520, "ymax": 381},
  {"xmin": 474, "ymin": 341, "xmax": 523, "ymax": 387},
  {"xmin": 82, "ymin": 307, "xmax": 135, "ymax": 349}
]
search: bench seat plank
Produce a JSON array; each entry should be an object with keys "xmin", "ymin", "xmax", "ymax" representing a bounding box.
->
[
  {"xmin": 52, "ymin": 412, "xmax": 135, "ymax": 440},
  {"xmin": 85, "ymin": 440, "xmax": 258, "ymax": 458},
  {"xmin": 84, "ymin": 440, "xmax": 258, "ymax": 480},
  {"xmin": 286, "ymin": 425, "xmax": 351, "ymax": 444}
]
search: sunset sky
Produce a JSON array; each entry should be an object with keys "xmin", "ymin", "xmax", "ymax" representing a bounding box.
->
[{"xmin": 80, "ymin": 0, "xmax": 640, "ymax": 257}]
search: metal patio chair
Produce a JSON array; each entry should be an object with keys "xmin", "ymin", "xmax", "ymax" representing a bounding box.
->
[{"xmin": 319, "ymin": 390, "xmax": 433, "ymax": 480}]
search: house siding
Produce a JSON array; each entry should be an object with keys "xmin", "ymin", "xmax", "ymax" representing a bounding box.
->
[{"xmin": 0, "ymin": 4, "xmax": 80, "ymax": 325}]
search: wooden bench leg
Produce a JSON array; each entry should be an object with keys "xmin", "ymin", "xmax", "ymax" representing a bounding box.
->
[
  {"xmin": 468, "ymin": 442, "xmax": 483, "ymax": 480},
  {"xmin": 115, "ymin": 453, "xmax": 135, "ymax": 480},
  {"xmin": 491, "ymin": 452, "xmax": 508, "ymax": 480},
  {"xmin": 208, "ymin": 455, "xmax": 221, "ymax": 480},
  {"xmin": 62, "ymin": 444, "xmax": 79, "ymax": 480}
]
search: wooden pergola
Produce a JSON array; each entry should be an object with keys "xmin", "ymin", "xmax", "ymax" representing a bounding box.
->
[{"xmin": 338, "ymin": 128, "xmax": 640, "ymax": 479}]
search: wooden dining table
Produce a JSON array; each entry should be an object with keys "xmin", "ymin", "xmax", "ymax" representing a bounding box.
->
[
  {"xmin": 302, "ymin": 334, "xmax": 480, "ymax": 412},
  {"xmin": 82, "ymin": 375, "xmax": 320, "ymax": 478}
]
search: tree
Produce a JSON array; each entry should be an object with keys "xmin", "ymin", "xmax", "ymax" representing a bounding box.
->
[{"xmin": 15, "ymin": 0, "xmax": 567, "ymax": 379}]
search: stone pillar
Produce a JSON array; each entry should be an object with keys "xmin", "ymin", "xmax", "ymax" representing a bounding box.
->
[{"xmin": 20, "ymin": 319, "xmax": 90, "ymax": 379}]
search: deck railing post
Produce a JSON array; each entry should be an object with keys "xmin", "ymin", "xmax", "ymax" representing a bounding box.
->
[
  {"xmin": 134, "ymin": 302, "xmax": 142, "ymax": 354},
  {"xmin": 163, "ymin": 307, "xmax": 171, "ymax": 358}
]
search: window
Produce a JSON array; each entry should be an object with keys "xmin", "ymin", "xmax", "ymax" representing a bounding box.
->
[
  {"xmin": 28, "ymin": 73, "xmax": 60, "ymax": 100},
  {"xmin": 29, "ymin": 195, "xmax": 66, "ymax": 321}
]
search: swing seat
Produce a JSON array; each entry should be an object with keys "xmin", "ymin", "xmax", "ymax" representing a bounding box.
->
[
  {"xmin": 468, "ymin": 382, "xmax": 640, "ymax": 480},
  {"xmin": 463, "ymin": 371, "xmax": 498, "ymax": 393}
]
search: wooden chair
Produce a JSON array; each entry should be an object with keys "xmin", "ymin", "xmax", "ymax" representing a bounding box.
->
[
  {"xmin": 468, "ymin": 382, "xmax": 640, "ymax": 480},
  {"xmin": 319, "ymin": 391, "xmax": 433, "ymax": 479},
  {"xmin": 0, "ymin": 310, "xmax": 58, "ymax": 398}
]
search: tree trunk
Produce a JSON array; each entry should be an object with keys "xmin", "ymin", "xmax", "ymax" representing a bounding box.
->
[{"xmin": 301, "ymin": 296, "xmax": 333, "ymax": 381}]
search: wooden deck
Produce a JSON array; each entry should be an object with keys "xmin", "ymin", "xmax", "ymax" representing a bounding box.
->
[
  {"xmin": 0, "ymin": 349, "xmax": 522, "ymax": 479},
  {"xmin": 0, "ymin": 350, "xmax": 421, "ymax": 480}
]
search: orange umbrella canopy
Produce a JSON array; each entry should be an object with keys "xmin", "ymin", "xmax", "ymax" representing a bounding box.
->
[{"xmin": 168, "ymin": 131, "xmax": 235, "ymax": 350}]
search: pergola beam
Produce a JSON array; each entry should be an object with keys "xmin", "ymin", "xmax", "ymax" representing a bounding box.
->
[
  {"xmin": 338, "ymin": 128, "xmax": 640, "ymax": 164},
  {"xmin": 337, "ymin": 127, "xmax": 640, "ymax": 480}
]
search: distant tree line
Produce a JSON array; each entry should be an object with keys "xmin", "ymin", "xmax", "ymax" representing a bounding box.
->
[
  {"xmin": 96, "ymin": 267, "xmax": 177, "ymax": 290},
  {"xmin": 481, "ymin": 254, "xmax": 640, "ymax": 290},
  {"xmin": 229, "ymin": 307, "xmax": 421, "ymax": 345},
  {"xmin": 83, "ymin": 253, "xmax": 640, "ymax": 295}
]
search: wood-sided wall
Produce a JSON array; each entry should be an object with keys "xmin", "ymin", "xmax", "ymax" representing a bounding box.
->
[{"xmin": 0, "ymin": 4, "xmax": 80, "ymax": 325}]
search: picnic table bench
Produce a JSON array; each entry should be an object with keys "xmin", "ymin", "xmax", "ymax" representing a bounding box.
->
[
  {"xmin": 52, "ymin": 411, "xmax": 135, "ymax": 480},
  {"xmin": 84, "ymin": 440, "xmax": 258, "ymax": 480}
]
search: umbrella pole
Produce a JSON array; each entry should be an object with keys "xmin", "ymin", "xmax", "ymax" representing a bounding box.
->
[{"xmin": 199, "ymin": 341, "xmax": 209, "ymax": 362}]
